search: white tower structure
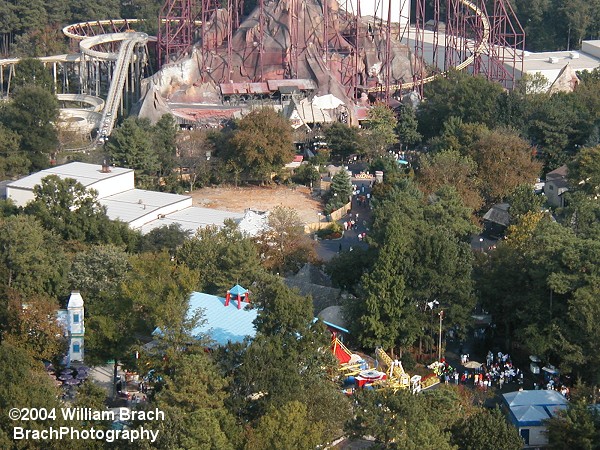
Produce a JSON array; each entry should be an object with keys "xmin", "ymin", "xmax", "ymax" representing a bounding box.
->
[{"xmin": 67, "ymin": 291, "xmax": 85, "ymax": 364}]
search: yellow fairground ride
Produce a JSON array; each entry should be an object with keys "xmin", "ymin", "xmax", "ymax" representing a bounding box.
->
[{"xmin": 375, "ymin": 348, "xmax": 422, "ymax": 393}]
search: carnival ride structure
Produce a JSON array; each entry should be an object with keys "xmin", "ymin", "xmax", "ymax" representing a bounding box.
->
[
  {"xmin": 332, "ymin": 336, "xmax": 423, "ymax": 393},
  {"xmin": 152, "ymin": 0, "xmax": 524, "ymax": 105},
  {"xmin": 0, "ymin": 20, "xmax": 152, "ymax": 143},
  {"xmin": 0, "ymin": 0, "xmax": 524, "ymax": 140}
]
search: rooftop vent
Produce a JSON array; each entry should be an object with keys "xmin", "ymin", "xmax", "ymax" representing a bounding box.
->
[
  {"xmin": 548, "ymin": 56, "xmax": 560, "ymax": 64},
  {"xmin": 100, "ymin": 160, "xmax": 111, "ymax": 173},
  {"xmin": 569, "ymin": 51, "xmax": 580, "ymax": 59}
]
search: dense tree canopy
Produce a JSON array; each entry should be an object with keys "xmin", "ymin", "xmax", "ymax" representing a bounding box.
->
[
  {"xmin": 0, "ymin": 215, "xmax": 67, "ymax": 297},
  {"xmin": 323, "ymin": 122, "xmax": 363, "ymax": 162},
  {"xmin": 348, "ymin": 179, "xmax": 476, "ymax": 355},
  {"xmin": 417, "ymin": 70, "xmax": 505, "ymax": 139},
  {"xmin": 177, "ymin": 221, "xmax": 264, "ymax": 294},
  {"xmin": 25, "ymin": 175, "xmax": 112, "ymax": 243},
  {"xmin": 223, "ymin": 108, "xmax": 294, "ymax": 184},
  {"xmin": 545, "ymin": 400, "xmax": 600, "ymax": 450},
  {"xmin": 0, "ymin": 84, "xmax": 59, "ymax": 170}
]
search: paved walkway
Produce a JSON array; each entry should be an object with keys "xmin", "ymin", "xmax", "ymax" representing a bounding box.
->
[{"xmin": 316, "ymin": 177, "xmax": 373, "ymax": 261}]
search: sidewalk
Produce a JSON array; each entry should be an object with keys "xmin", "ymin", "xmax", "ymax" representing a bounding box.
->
[{"xmin": 316, "ymin": 177, "xmax": 373, "ymax": 261}]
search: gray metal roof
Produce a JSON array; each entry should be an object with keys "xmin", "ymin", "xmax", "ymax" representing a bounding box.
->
[
  {"xmin": 99, "ymin": 189, "xmax": 191, "ymax": 224},
  {"xmin": 7, "ymin": 162, "xmax": 132, "ymax": 190},
  {"xmin": 139, "ymin": 206, "xmax": 244, "ymax": 234}
]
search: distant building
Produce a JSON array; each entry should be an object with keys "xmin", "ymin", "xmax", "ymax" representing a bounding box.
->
[
  {"xmin": 57, "ymin": 291, "xmax": 85, "ymax": 366},
  {"xmin": 5, "ymin": 161, "xmax": 264, "ymax": 235},
  {"xmin": 482, "ymin": 203, "xmax": 511, "ymax": 238},
  {"xmin": 502, "ymin": 390, "xmax": 568, "ymax": 448},
  {"xmin": 544, "ymin": 165, "xmax": 569, "ymax": 208}
]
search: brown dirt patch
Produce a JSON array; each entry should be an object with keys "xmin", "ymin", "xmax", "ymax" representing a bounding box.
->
[{"xmin": 190, "ymin": 185, "xmax": 323, "ymax": 224}]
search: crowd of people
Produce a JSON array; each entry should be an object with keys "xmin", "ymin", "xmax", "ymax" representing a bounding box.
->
[{"xmin": 432, "ymin": 351, "xmax": 526, "ymax": 391}]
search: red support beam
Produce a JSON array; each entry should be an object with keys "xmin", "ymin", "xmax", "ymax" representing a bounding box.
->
[{"xmin": 158, "ymin": 0, "xmax": 195, "ymax": 67}]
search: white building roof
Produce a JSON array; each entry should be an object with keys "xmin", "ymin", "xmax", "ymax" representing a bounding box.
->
[
  {"xmin": 7, "ymin": 162, "xmax": 132, "ymax": 193},
  {"xmin": 237, "ymin": 210, "xmax": 269, "ymax": 236},
  {"xmin": 99, "ymin": 188, "xmax": 192, "ymax": 226},
  {"xmin": 503, "ymin": 389, "xmax": 568, "ymax": 408},
  {"xmin": 138, "ymin": 206, "xmax": 244, "ymax": 234},
  {"xmin": 522, "ymin": 50, "xmax": 600, "ymax": 75}
]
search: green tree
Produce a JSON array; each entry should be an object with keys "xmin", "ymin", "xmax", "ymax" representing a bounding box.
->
[
  {"xmin": 137, "ymin": 224, "xmax": 191, "ymax": 253},
  {"xmin": 68, "ymin": 244, "xmax": 131, "ymax": 299},
  {"xmin": 246, "ymin": 401, "xmax": 325, "ymax": 450},
  {"xmin": 327, "ymin": 169, "xmax": 352, "ymax": 211},
  {"xmin": 222, "ymin": 277, "xmax": 351, "ymax": 441},
  {"xmin": 224, "ymin": 108, "xmax": 295, "ymax": 184},
  {"xmin": 0, "ymin": 342, "xmax": 68, "ymax": 450},
  {"xmin": 362, "ymin": 103, "xmax": 398, "ymax": 157},
  {"xmin": 355, "ymin": 221, "xmax": 414, "ymax": 353},
  {"xmin": 152, "ymin": 114, "xmax": 178, "ymax": 180},
  {"xmin": 478, "ymin": 217, "xmax": 600, "ymax": 382},
  {"xmin": 121, "ymin": 251, "xmax": 197, "ymax": 335},
  {"xmin": 364, "ymin": 180, "xmax": 476, "ymax": 346},
  {"xmin": 177, "ymin": 221, "xmax": 264, "ymax": 295},
  {"xmin": 291, "ymin": 163, "xmax": 320, "ymax": 186},
  {"xmin": 24, "ymin": 175, "xmax": 115, "ymax": 243},
  {"xmin": 106, "ymin": 117, "xmax": 158, "ymax": 188},
  {"xmin": 12, "ymin": 57, "xmax": 53, "ymax": 92},
  {"xmin": 323, "ymin": 122, "xmax": 363, "ymax": 161},
  {"xmin": 417, "ymin": 70, "xmax": 504, "ymax": 139},
  {"xmin": 0, "ymin": 215, "xmax": 67, "ymax": 297},
  {"xmin": 139, "ymin": 351, "xmax": 238, "ymax": 450},
  {"xmin": 325, "ymin": 247, "xmax": 372, "ymax": 293},
  {"xmin": 451, "ymin": 408, "xmax": 523, "ymax": 450},
  {"xmin": 0, "ymin": 124, "xmax": 29, "ymax": 178},
  {"xmin": 568, "ymin": 145, "xmax": 600, "ymax": 196},
  {"xmin": 545, "ymin": 400, "xmax": 600, "ymax": 450},
  {"xmin": 561, "ymin": 191, "xmax": 600, "ymax": 240},
  {"xmin": 507, "ymin": 184, "xmax": 544, "ymax": 218},
  {"xmin": 0, "ymin": 84, "xmax": 58, "ymax": 170},
  {"xmin": 349, "ymin": 390, "xmax": 454, "ymax": 449},
  {"xmin": 525, "ymin": 92, "xmax": 592, "ymax": 171},
  {"xmin": 395, "ymin": 103, "xmax": 422, "ymax": 149}
]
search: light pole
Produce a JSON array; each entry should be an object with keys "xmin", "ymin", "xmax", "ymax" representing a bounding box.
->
[
  {"xmin": 479, "ymin": 237, "xmax": 484, "ymax": 252},
  {"xmin": 438, "ymin": 310, "xmax": 444, "ymax": 362},
  {"xmin": 426, "ymin": 300, "xmax": 439, "ymax": 356}
]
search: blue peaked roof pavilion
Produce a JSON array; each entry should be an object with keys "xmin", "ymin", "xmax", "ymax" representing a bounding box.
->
[
  {"xmin": 188, "ymin": 291, "xmax": 257, "ymax": 345},
  {"xmin": 503, "ymin": 390, "xmax": 568, "ymax": 427},
  {"xmin": 229, "ymin": 284, "xmax": 248, "ymax": 296}
]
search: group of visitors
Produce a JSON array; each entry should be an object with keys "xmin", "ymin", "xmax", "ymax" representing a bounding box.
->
[{"xmin": 343, "ymin": 220, "xmax": 358, "ymax": 231}]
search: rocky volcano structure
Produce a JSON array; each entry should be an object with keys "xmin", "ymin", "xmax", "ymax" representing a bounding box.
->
[{"xmin": 138, "ymin": 0, "xmax": 423, "ymax": 124}]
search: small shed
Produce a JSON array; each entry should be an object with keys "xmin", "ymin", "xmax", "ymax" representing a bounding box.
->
[
  {"xmin": 483, "ymin": 203, "xmax": 511, "ymax": 238},
  {"xmin": 544, "ymin": 165, "xmax": 569, "ymax": 208}
]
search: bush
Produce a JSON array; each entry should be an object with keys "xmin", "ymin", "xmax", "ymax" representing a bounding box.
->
[
  {"xmin": 316, "ymin": 223, "xmax": 344, "ymax": 239},
  {"xmin": 401, "ymin": 352, "xmax": 417, "ymax": 371},
  {"xmin": 421, "ymin": 373, "xmax": 440, "ymax": 389},
  {"xmin": 292, "ymin": 163, "xmax": 319, "ymax": 185}
]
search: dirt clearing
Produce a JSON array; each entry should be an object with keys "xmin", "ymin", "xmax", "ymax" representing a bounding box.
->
[{"xmin": 190, "ymin": 185, "xmax": 323, "ymax": 224}]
